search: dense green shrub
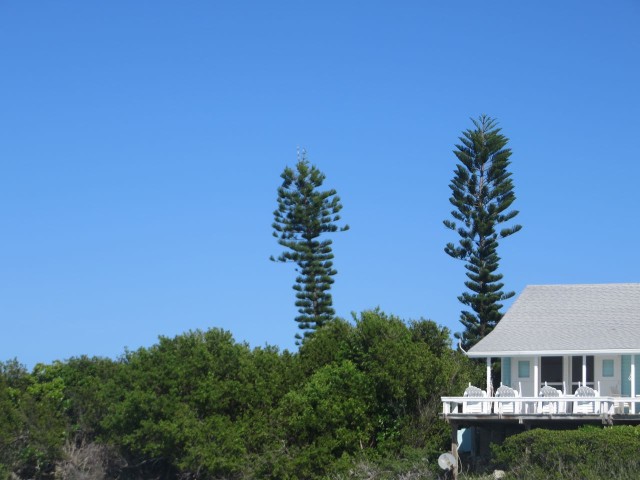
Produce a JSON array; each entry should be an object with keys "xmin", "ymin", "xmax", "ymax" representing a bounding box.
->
[
  {"xmin": 276, "ymin": 360, "xmax": 375, "ymax": 478},
  {"xmin": 492, "ymin": 426, "xmax": 640, "ymax": 479},
  {"xmin": 0, "ymin": 360, "xmax": 70, "ymax": 479},
  {"xmin": 0, "ymin": 311, "xmax": 481, "ymax": 479},
  {"xmin": 330, "ymin": 447, "xmax": 435, "ymax": 480},
  {"xmin": 102, "ymin": 329, "xmax": 271, "ymax": 478}
]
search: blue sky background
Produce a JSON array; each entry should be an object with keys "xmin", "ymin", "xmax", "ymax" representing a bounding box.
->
[{"xmin": 1, "ymin": 1, "xmax": 639, "ymax": 369}]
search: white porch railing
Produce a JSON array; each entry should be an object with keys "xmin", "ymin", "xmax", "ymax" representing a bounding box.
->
[{"xmin": 442, "ymin": 395, "xmax": 640, "ymax": 416}]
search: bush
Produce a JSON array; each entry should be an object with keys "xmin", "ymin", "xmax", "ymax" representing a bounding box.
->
[
  {"xmin": 330, "ymin": 448, "xmax": 435, "ymax": 480},
  {"xmin": 0, "ymin": 311, "xmax": 481, "ymax": 479},
  {"xmin": 492, "ymin": 426, "xmax": 640, "ymax": 479}
]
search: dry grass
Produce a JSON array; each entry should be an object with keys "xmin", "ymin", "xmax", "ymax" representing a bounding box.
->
[{"xmin": 54, "ymin": 440, "xmax": 124, "ymax": 480}]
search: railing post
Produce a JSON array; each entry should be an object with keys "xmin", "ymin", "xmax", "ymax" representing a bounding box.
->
[
  {"xmin": 631, "ymin": 356, "xmax": 636, "ymax": 414},
  {"xmin": 486, "ymin": 357, "xmax": 492, "ymax": 395},
  {"xmin": 533, "ymin": 357, "xmax": 539, "ymax": 398}
]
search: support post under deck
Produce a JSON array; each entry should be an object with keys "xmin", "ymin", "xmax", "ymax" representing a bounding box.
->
[{"xmin": 450, "ymin": 421, "xmax": 459, "ymax": 480}]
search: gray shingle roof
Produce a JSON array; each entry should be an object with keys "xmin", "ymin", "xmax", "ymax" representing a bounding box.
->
[{"xmin": 467, "ymin": 284, "xmax": 640, "ymax": 357}]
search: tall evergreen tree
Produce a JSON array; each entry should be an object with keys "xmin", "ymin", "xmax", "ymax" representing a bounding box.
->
[
  {"xmin": 272, "ymin": 152, "xmax": 348, "ymax": 342},
  {"xmin": 444, "ymin": 115, "xmax": 521, "ymax": 350}
]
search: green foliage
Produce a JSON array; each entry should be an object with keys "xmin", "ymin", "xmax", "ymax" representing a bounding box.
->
[
  {"xmin": 0, "ymin": 360, "xmax": 68, "ymax": 479},
  {"xmin": 346, "ymin": 311, "xmax": 476, "ymax": 454},
  {"xmin": 348, "ymin": 311, "xmax": 435, "ymax": 449},
  {"xmin": 0, "ymin": 311, "xmax": 477, "ymax": 479},
  {"xmin": 102, "ymin": 329, "xmax": 259, "ymax": 478},
  {"xmin": 297, "ymin": 317, "xmax": 352, "ymax": 374},
  {"xmin": 444, "ymin": 115, "xmax": 521, "ymax": 350},
  {"xmin": 52, "ymin": 356, "xmax": 124, "ymax": 441},
  {"xmin": 0, "ymin": 360, "xmax": 27, "ymax": 476},
  {"xmin": 272, "ymin": 151, "xmax": 349, "ymax": 342},
  {"xmin": 281, "ymin": 311, "xmax": 478, "ymax": 476},
  {"xmin": 278, "ymin": 361, "xmax": 375, "ymax": 478},
  {"xmin": 492, "ymin": 426, "xmax": 640, "ymax": 480},
  {"xmin": 330, "ymin": 447, "xmax": 434, "ymax": 480}
]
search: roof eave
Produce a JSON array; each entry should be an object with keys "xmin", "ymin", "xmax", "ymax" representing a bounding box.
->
[{"xmin": 467, "ymin": 348, "xmax": 640, "ymax": 358}]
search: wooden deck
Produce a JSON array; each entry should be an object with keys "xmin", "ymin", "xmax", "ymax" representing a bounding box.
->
[{"xmin": 441, "ymin": 395, "xmax": 640, "ymax": 426}]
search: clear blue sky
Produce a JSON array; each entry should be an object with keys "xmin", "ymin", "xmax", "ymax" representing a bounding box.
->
[{"xmin": 1, "ymin": 1, "xmax": 639, "ymax": 369}]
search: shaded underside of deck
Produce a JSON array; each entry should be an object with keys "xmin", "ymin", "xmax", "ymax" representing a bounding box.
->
[{"xmin": 441, "ymin": 413, "xmax": 640, "ymax": 427}]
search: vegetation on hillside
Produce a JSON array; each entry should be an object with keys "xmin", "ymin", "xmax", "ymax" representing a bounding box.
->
[{"xmin": 0, "ymin": 310, "xmax": 481, "ymax": 479}]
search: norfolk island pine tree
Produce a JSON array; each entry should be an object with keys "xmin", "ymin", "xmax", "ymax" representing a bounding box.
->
[
  {"xmin": 271, "ymin": 151, "xmax": 349, "ymax": 343},
  {"xmin": 443, "ymin": 115, "xmax": 521, "ymax": 350}
]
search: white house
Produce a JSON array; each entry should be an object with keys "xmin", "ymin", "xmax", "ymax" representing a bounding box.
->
[
  {"xmin": 440, "ymin": 283, "xmax": 640, "ymax": 478},
  {"xmin": 468, "ymin": 283, "xmax": 640, "ymax": 401},
  {"xmin": 442, "ymin": 283, "xmax": 640, "ymax": 419}
]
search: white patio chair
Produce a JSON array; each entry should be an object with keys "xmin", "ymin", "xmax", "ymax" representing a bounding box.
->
[
  {"xmin": 538, "ymin": 383, "xmax": 565, "ymax": 414},
  {"xmin": 573, "ymin": 385, "xmax": 600, "ymax": 414},
  {"xmin": 495, "ymin": 384, "xmax": 521, "ymax": 415},
  {"xmin": 462, "ymin": 383, "xmax": 490, "ymax": 414}
]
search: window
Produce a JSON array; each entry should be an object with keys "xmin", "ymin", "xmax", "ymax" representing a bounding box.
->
[
  {"xmin": 518, "ymin": 361, "xmax": 530, "ymax": 378},
  {"xmin": 541, "ymin": 356, "xmax": 563, "ymax": 389},
  {"xmin": 502, "ymin": 357, "xmax": 512, "ymax": 387},
  {"xmin": 602, "ymin": 359, "xmax": 614, "ymax": 377}
]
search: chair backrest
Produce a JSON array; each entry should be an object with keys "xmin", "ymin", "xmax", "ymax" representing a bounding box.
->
[
  {"xmin": 494, "ymin": 384, "xmax": 519, "ymax": 414},
  {"xmin": 574, "ymin": 385, "xmax": 599, "ymax": 414},
  {"xmin": 496, "ymin": 385, "xmax": 517, "ymax": 398},
  {"xmin": 575, "ymin": 386, "xmax": 596, "ymax": 398},
  {"xmin": 538, "ymin": 384, "xmax": 563, "ymax": 414},
  {"xmin": 462, "ymin": 384, "xmax": 488, "ymax": 414},
  {"xmin": 540, "ymin": 385, "xmax": 560, "ymax": 398},
  {"xmin": 464, "ymin": 385, "xmax": 485, "ymax": 398}
]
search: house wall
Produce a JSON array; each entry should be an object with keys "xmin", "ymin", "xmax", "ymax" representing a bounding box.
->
[
  {"xmin": 501, "ymin": 354, "xmax": 635, "ymax": 397},
  {"xmin": 503, "ymin": 356, "xmax": 536, "ymax": 396}
]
